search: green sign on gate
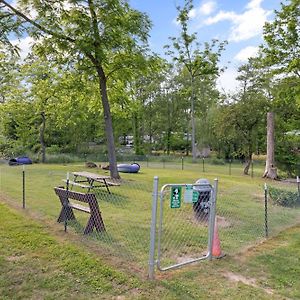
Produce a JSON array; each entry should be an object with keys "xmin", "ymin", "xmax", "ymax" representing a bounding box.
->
[
  {"xmin": 192, "ymin": 191, "xmax": 199, "ymax": 203},
  {"xmin": 170, "ymin": 186, "xmax": 182, "ymax": 208}
]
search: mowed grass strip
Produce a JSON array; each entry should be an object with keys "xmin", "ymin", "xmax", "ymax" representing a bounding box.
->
[
  {"xmin": 0, "ymin": 201, "xmax": 299, "ymax": 299},
  {"xmin": 235, "ymin": 225, "xmax": 300, "ymax": 299},
  {"xmin": 0, "ymin": 202, "xmax": 140, "ymax": 299}
]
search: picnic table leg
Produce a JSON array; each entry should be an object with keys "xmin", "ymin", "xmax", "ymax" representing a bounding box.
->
[
  {"xmin": 103, "ymin": 179, "xmax": 111, "ymax": 194},
  {"xmin": 70, "ymin": 175, "xmax": 79, "ymax": 190},
  {"xmin": 87, "ymin": 178, "xmax": 94, "ymax": 193}
]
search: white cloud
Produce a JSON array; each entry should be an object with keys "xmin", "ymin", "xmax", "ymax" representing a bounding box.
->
[
  {"xmin": 188, "ymin": 1, "xmax": 217, "ymax": 20},
  {"xmin": 235, "ymin": 46, "xmax": 259, "ymax": 62},
  {"xmin": 204, "ymin": 0, "xmax": 272, "ymax": 42},
  {"xmin": 199, "ymin": 1, "xmax": 217, "ymax": 16},
  {"xmin": 11, "ymin": 36, "xmax": 35, "ymax": 60},
  {"xmin": 246, "ymin": 0, "xmax": 263, "ymax": 10},
  {"xmin": 217, "ymin": 67, "xmax": 239, "ymax": 93},
  {"xmin": 188, "ymin": 8, "xmax": 197, "ymax": 19},
  {"xmin": 205, "ymin": 11, "xmax": 236, "ymax": 25}
]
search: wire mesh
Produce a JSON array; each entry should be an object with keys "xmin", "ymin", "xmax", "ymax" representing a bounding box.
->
[
  {"xmin": 157, "ymin": 184, "xmax": 213, "ymax": 270},
  {"xmin": 1, "ymin": 161, "xmax": 300, "ymax": 277},
  {"xmin": 60, "ymin": 176, "xmax": 154, "ymax": 271}
]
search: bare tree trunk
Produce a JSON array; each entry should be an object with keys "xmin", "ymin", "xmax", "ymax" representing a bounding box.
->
[
  {"xmin": 97, "ymin": 66, "xmax": 120, "ymax": 179},
  {"xmin": 244, "ymin": 158, "xmax": 251, "ymax": 175},
  {"xmin": 190, "ymin": 76, "xmax": 197, "ymax": 162},
  {"xmin": 40, "ymin": 112, "xmax": 46, "ymax": 163},
  {"xmin": 133, "ymin": 112, "xmax": 141, "ymax": 155},
  {"xmin": 263, "ymin": 112, "xmax": 277, "ymax": 179},
  {"xmin": 243, "ymin": 143, "xmax": 253, "ymax": 175},
  {"xmin": 185, "ymin": 125, "xmax": 189, "ymax": 156}
]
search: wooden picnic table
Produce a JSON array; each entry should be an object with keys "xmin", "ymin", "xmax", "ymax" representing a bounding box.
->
[{"xmin": 63, "ymin": 171, "xmax": 120, "ymax": 194}]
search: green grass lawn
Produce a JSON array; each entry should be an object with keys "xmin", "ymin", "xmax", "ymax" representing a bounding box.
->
[
  {"xmin": 0, "ymin": 161, "xmax": 299, "ymax": 298},
  {"xmin": 0, "ymin": 201, "xmax": 299, "ymax": 299}
]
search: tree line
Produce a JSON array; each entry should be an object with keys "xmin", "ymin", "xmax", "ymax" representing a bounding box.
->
[{"xmin": 0, "ymin": 0, "xmax": 299, "ymax": 178}]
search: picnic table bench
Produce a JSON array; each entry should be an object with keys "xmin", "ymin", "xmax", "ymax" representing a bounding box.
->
[
  {"xmin": 63, "ymin": 171, "xmax": 120, "ymax": 194},
  {"xmin": 54, "ymin": 187, "xmax": 106, "ymax": 234}
]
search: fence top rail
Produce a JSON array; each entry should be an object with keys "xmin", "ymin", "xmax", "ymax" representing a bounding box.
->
[{"xmin": 160, "ymin": 182, "xmax": 214, "ymax": 193}]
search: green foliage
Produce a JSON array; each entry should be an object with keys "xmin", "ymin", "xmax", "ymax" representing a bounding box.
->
[
  {"xmin": 165, "ymin": 0, "xmax": 226, "ymax": 160},
  {"xmin": 262, "ymin": 0, "xmax": 300, "ymax": 77},
  {"xmin": 210, "ymin": 158, "xmax": 225, "ymax": 165},
  {"xmin": 268, "ymin": 186, "xmax": 300, "ymax": 207}
]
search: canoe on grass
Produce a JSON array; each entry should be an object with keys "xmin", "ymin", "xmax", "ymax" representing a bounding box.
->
[
  {"xmin": 117, "ymin": 163, "xmax": 140, "ymax": 173},
  {"xmin": 9, "ymin": 156, "xmax": 32, "ymax": 166}
]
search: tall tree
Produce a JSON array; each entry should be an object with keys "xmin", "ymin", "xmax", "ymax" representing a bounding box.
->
[
  {"xmin": 165, "ymin": 0, "xmax": 226, "ymax": 162},
  {"xmin": 260, "ymin": 0, "xmax": 300, "ymax": 178},
  {"xmin": 0, "ymin": 0, "xmax": 151, "ymax": 178},
  {"xmin": 263, "ymin": 112, "xmax": 277, "ymax": 179},
  {"xmin": 261, "ymin": 0, "xmax": 300, "ymax": 78}
]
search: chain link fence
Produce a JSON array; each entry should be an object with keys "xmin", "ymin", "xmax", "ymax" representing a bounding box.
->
[
  {"xmin": 0, "ymin": 161, "xmax": 300, "ymax": 278},
  {"xmin": 152, "ymin": 180, "xmax": 217, "ymax": 275}
]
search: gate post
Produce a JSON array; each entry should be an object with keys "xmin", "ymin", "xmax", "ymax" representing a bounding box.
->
[
  {"xmin": 148, "ymin": 176, "xmax": 159, "ymax": 280},
  {"xmin": 208, "ymin": 178, "xmax": 218, "ymax": 260}
]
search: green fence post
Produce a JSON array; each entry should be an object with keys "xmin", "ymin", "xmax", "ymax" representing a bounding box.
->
[{"xmin": 264, "ymin": 183, "xmax": 268, "ymax": 237}]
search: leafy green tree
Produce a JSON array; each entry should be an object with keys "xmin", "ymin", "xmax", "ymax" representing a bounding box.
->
[
  {"xmin": 212, "ymin": 61, "xmax": 269, "ymax": 174},
  {"xmin": 165, "ymin": 0, "xmax": 226, "ymax": 161},
  {"xmin": 0, "ymin": 50, "xmax": 23, "ymax": 103},
  {"xmin": 259, "ymin": 0, "xmax": 300, "ymax": 177},
  {"xmin": 261, "ymin": 0, "xmax": 300, "ymax": 77},
  {"xmin": 0, "ymin": 0, "xmax": 151, "ymax": 178}
]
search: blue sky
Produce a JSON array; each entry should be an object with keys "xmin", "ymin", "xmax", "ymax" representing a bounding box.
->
[
  {"xmin": 130, "ymin": 0, "xmax": 282, "ymax": 93},
  {"xmin": 11, "ymin": 0, "xmax": 282, "ymax": 93}
]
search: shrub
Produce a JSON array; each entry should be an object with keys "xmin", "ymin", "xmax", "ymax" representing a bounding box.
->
[
  {"xmin": 268, "ymin": 186, "xmax": 300, "ymax": 207},
  {"xmin": 45, "ymin": 153, "xmax": 83, "ymax": 164},
  {"xmin": 210, "ymin": 158, "xmax": 226, "ymax": 165}
]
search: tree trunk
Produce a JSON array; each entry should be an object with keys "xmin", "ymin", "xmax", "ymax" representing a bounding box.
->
[
  {"xmin": 190, "ymin": 76, "xmax": 197, "ymax": 162},
  {"xmin": 185, "ymin": 126, "xmax": 189, "ymax": 156},
  {"xmin": 40, "ymin": 112, "xmax": 46, "ymax": 163},
  {"xmin": 263, "ymin": 112, "xmax": 277, "ymax": 179},
  {"xmin": 243, "ymin": 144, "xmax": 253, "ymax": 175},
  {"xmin": 133, "ymin": 112, "xmax": 141, "ymax": 155},
  {"xmin": 243, "ymin": 158, "xmax": 251, "ymax": 175},
  {"xmin": 166, "ymin": 129, "xmax": 171, "ymax": 155},
  {"xmin": 166, "ymin": 99, "xmax": 171, "ymax": 155},
  {"xmin": 96, "ymin": 66, "xmax": 120, "ymax": 179}
]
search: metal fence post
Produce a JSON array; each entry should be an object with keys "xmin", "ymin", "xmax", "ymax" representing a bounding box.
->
[
  {"xmin": 181, "ymin": 156, "xmax": 184, "ymax": 170},
  {"xmin": 22, "ymin": 165, "xmax": 26, "ymax": 209},
  {"xmin": 251, "ymin": 160, "xmax": 254, "ymax": 178},
  {"xmin": 297, "ymin": 176, "xmax": 300, "ymax": 200},
  {"xmin": 148, "ymin": 176, "xmax": 159, "ymax": 280},
  {"xmin": 264, "ymin": 183, "xmax": 268, "ymax": 237},
  {"xmin": 202, "ymin": 157, "xmax": 205, "ymax": 172},
  {"xmin": 64, "ymin": 172, "xmax": 70, "ymax": 232},
  {"xmin": 208, "ymin": 179, "xmax": 218, "ymax": 260},
  {"xmin": 229, "ymin": 159, "xmax": 232, "ymax": 176}
]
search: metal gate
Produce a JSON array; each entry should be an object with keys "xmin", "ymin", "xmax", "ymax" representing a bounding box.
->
[{"xmin": 149, "ymin": 177, "xmax": 218, "ymax": 279}]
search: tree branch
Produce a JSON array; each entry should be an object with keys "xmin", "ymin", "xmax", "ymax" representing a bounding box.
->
[
  {"xmin": 0, "ymin": 0, "xmax": 75, "ymax": 44},
  {"xmin": 0, "ymin": 0, "xmax": 98, "ymax": 66}
]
